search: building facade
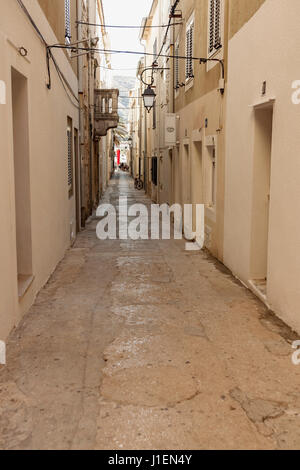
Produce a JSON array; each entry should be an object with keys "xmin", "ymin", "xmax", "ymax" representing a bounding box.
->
[
  {"xmin": 128, "ymin": 63, "xmax": 144, "ymax": 181},
  {"xmin": 0, "ymin": 0, "xmax": 118, "ymax": 342},
  {"xmin": 223, "ymin": 0, "xmax": 300, "ymax": 333},
  {"xmin": 134, "ymin": 0, "xmax": 228, "ymax": 257},
  {"xmin": 77, "ymin": 0, "xmax": 118, "ymax": 225},
  {"xmin": 129, "ymin": 0, "xmax": 300, "ymax": 334},
  {"xmin": 0, "ymin": 0, "xmax": 79, "ymax": 341}
]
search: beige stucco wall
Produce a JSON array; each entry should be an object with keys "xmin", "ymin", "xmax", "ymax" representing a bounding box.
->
[
  {"xmin": 172, "ymin": 0, "xmax": 228, "ymax": 259},
  {"xmin": 229, "ymin": 0, "xmax": 266, "ymax": 39},
  {"xmin": 224, "ymin": 0, "xmax": 300, "ymax": 333},
  {"xmin": 139, "ymin": 0, "xmax": 228, "ymax": 259},
  {"xmin": 38, "ymin": 0, "xmax": 78, "ymax": 75},
  {"xmin": 38, "ymin": 0, "xmax": 66, "ymax": 44},
  {"xmin": 0, "ymin": 0, "xmax": 78, "ymax": 341},
  {"xmin": 174, "ymin": 89, "xmax": 226, "ymax": 257}
]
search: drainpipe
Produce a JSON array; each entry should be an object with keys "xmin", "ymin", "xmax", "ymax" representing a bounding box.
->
[
  {"xmin": 77, "ymin": 0, "xmax": 84, "ymax": 227},
  {"xmin": 142, "ymin": 58, "xmax": 148, "ymax": 193},
  {"xmin": 144, "ymin": 92, "xmax": 147, "ymax": 192},
  {"xmin": 171, "ymin": 17, "xmax": 175, "ymax": 114},
  {"xmin": 87, "ymin": 2, "xmax": 93, "ymax": 214},
  {"xmin": 140, "ymin": 32, "xmax": 148, "ymax": 193}
]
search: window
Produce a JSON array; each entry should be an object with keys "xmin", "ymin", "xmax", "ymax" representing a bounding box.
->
[
  {"xmin": 151, "ymin": 157, "xmax": 158, "ymax": 186},
  {"xmin": 67, "ymin": 119, "xmax": 73, "ymax": 198},
  {"xmin": 152, "ymin": 103, "xmax": 156, "ymax": 129},
  {"xmin": 109, "ymin": 98, "xmax": 113, "ymax": 113},
  {"xmin": 208, "ymin": 0, "xmax": 222, "ymax": 57},
  {"xmin": 186, "ymin": 16, "xmax": 194, "ymax": 81},
  {"xmin": 65, "ymin": 0, "xmax": 71, "ymax": 44},
  {"xmin": 102, "ymin": 98, "xmax": 106, "ymax": 113}
]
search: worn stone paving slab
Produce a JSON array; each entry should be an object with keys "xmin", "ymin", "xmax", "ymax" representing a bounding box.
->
[{"xmin": 0, "ymin": 172, "xmax": 300, "ymax": 450}]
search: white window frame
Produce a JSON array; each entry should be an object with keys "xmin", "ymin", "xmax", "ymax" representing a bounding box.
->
[
  {"xmin": 207, "ymin": 0, "xmax": 224, "ymax": 70},
  {"xmin": 185, "ymin": 13, "xmax": 195, "ymax": 85}
]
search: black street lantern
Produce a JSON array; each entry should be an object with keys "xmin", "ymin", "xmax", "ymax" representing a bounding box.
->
[{"xmin": 142, "ymin": 85, "xmax": 156, "ymax": 113}]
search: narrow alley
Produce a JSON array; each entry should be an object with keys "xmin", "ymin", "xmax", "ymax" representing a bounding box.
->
[{"xmin": 0, "ymin": 173, "xmax": 299, "ymax": 450}]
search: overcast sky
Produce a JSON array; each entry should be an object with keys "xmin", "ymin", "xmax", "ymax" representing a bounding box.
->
[{"xmin": 102, "ymin": 0, "xmax": 153, "ymax": 77}]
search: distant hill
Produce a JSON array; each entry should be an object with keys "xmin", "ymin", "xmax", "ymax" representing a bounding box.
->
[{"xmin": 113, "ymin": 75, "xmax": 136, "ymax": 123}]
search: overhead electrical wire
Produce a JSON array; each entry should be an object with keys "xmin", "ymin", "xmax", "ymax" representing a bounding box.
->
[
  {"xmin": 16, "ymin": 0, "xmax": 47, "ymax": 46},
  {"xmin": 154, "ymin": 0, "xmax": 181, "ymax": 64},
  {"xmin": 76, "ymin": 21, "xmax": 183, "ymax": 29},
  {"xmin": 48, "ymin": 44, "xmax": 223, "ymax": 67},
  {"xmin": 77, "ymin": 2, "xmax": 182, "ymax": 86},
  {"xmin": 96, "ymin": 106, "xmax": 159, "ymax": 111},
  {"xmin": 17, "ymin": 0, "xmax": 223, "ymax": 111},
  {"xmin": 150, "ymin": 0, "xmax": 181, "ymax": 83},
  {"xmin": 97, "ymin": 65, "xmax": 139, "ymax": 71},
  {"xmin": 15, "ymin": 0, "xmax": 79, "ymax": 107}
]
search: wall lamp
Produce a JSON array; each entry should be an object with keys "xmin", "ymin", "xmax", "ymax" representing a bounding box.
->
[
  {"xmin": 142, "ymin": 86, "xmax": 156, "ymax": 113},
  {"xmin": 140, "ymin": 66, "xmax": 170, "ymax": 113}
]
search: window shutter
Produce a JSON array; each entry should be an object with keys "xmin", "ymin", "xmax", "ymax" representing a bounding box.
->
[
  {"xmin": 189, "ymin": 24, "xmax": 194, "ymax": 77},
  {"xmin": 186, "ymin": 29, "xmax": 189, "ymax": 79},
  {"xmin": 152, "ymin": 102, "xmax": 156, "ymax": 129},
  {"xmin": 209, "ymin": 0, "xmax": 215, "ymax": 54},
  {"xmin": 175, "ymin": 43, "xmax": 179, "ymax": 88},
  {"xmin": 153, "ymin": 38, "xmax": 158, "ymax": 66},
  {"xmin": 153, "ymin": 39, "xmax": 157, "ymax": 59},
  {"xmin": 214, "ymin": 0, "xmax": 221, "ymax": 49},
  {"xmin": 67, "ymin": 129, "xmax": 72, "ymax": 190},
  {"xmin": 186, "ymin": 22, "xmax": 194, "ymax": 80},
  {"xmin": 151, "ymin": 157, "xmax": 158, "ymax": 186},
  {"xmin": 65, "ymin": 0, "xmax": 71, "ymax": 43},
  {"xmin": 208, "ymin": 0, "xmax": 222, "ymax": 55}
]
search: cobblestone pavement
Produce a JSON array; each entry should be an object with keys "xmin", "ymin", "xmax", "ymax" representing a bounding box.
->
[{"xmin": 0, "ymin": 172, "xmax": 299, "ymax": 450}]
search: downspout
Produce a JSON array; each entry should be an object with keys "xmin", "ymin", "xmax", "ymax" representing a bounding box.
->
[
  {"xmin": 139, "ymin": 51, "xmax": 148, "ymax": 193},
  {"xmin": 77, "ymin": 0, "xmax": 84, "ymax": 228},
  {"xmin": 171, "ymin": 17, "xmax": 175, "ymax": 114},
  {"xmin": 87, "ymin": 1, "xmax": 93, "ymax": 213},
  {"xmin": 143, "ymin": 62, "xmax": 148, "ymax": 193}
]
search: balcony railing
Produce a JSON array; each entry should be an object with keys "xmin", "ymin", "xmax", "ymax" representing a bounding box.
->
[{"xmin": 94, "ymin": 89, "xmax": 119, "ymax": 138}]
